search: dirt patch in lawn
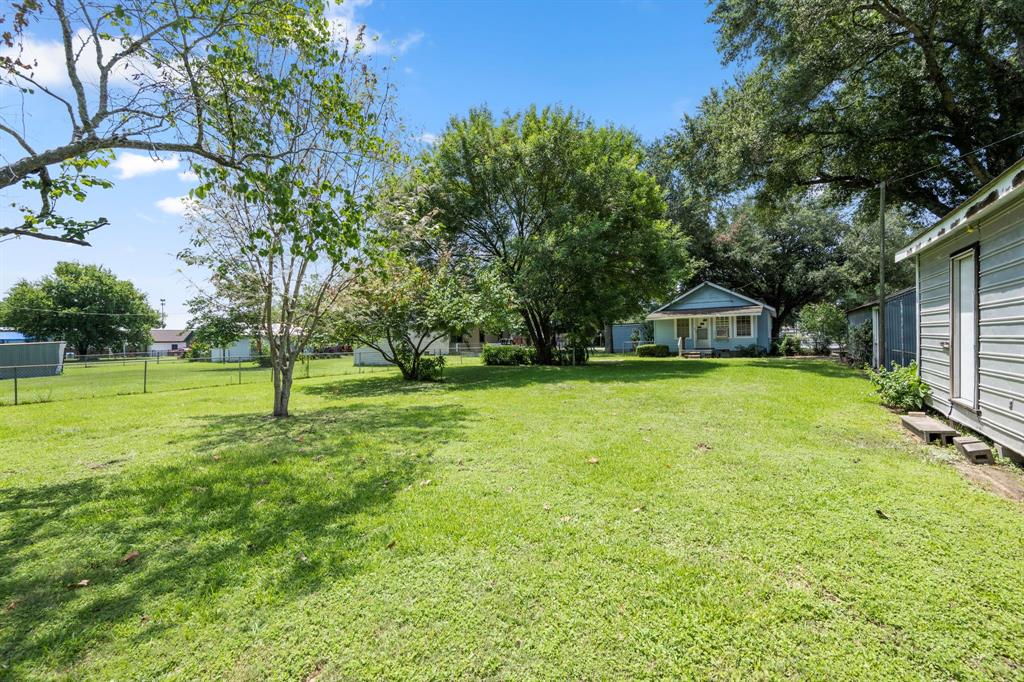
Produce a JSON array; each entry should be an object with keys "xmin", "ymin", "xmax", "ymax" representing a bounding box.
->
[{"xmin": 953, "ymin": 462, "xmax": 1024, "ymax": 502}]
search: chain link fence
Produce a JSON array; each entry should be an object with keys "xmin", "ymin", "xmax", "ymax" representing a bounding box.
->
[{"xmin": 0, "ymin": 351, "xmax": 476, "ymax": 407}]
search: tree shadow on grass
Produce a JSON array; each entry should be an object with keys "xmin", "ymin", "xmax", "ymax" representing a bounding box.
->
[
  {"xmin": 0, "ymin": 402, "xmax": 472, "ymax": 676},
  {"xmin": 746, "ymin": 358, "xmax": 865, "ymax": 380},
  {"xmin": 301, "ymin": 358, "xmax": 729, "ymax": 400}
]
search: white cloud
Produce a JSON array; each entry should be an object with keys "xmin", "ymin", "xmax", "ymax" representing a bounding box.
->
[
  {"xmin": 416, "ymin": 133, "xmax": 438, "ymax": 145},
  {"xmin": 155, "ymin": 195, "xmax": 194, "ymax": 215},
  {"xmin": 1, "ymin": 29, "xmax": 160, "ymax": 89},
  {"xmin": 113, "ymin": 152, "xmax": 180, "ymax": 179},
  {"xmin": 177, "ymin": 169, "xmax": 199, "ymax": 182},
  {"xmin": 326, "ymin": 0, "xmax": 424, "ymax": 56}
]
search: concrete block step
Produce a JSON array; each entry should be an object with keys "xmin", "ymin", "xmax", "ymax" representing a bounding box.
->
[
  {"xmin": 901, "ymin": 414, "xmax": 959, "ymax": 446},
  {"xmin": 953, "ymin": 436, "xmax": 994, "ymax": 465}
]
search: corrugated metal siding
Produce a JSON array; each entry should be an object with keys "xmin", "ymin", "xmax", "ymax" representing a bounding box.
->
[
  {"xmin": 885, "ymin": 288, "xmax": 917, "ymax": 366},
  {"xmin": 0, "ymin": 341, "xmax": 67, "ymax": 378},
  {"xmin": 917, "ymin": 192, "xmax": 1024, "ymax": 456},
  {"xmin": 609, "ymin": 323, "xmax": 648, "ymax": 353}
]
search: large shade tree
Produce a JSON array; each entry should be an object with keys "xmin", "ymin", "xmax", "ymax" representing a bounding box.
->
[
  {"xmin": 672, "ymin": 0, "xmax": 1024, "ymax": 218},
  {"xmin": 0, "ymin": 0, "xmax": 351, "ymax": 245},
  {"xmin": 416, "ymin": 106, "xmax": 689, "ymax": 364},
  {"xmin": 704, "ymin": 201, "xmax": 848, "ymax": 339},
  {"xmin": 0, "ymin": 261, "xmax": 159, "ymax": 355}
]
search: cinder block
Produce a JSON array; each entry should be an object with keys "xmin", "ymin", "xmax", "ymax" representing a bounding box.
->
[{"xmin": 953, "ymin": 436, "xmax": 993, "ymax": 465}]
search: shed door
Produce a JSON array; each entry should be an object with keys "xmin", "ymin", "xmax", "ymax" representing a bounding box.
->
[{"xmin": 951, "ymin": 249, "xmax": 977, "ymax": 407}]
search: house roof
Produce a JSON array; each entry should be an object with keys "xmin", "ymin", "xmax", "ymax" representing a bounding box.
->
[
  {"xmin": 646, "ymin": 281, "xmax": 777, "ymax": 321},
  {"xmin": 150, "ymin": 329, "xmax": 192, "ymax": 344},
  {"xmin": 845, "ymin": 286, "xmax": 916, "ymax": 315},
  {"xmin": 896, "ymin": 155, "xmax": 1024, "ymax": 262},
  {"xmin": 647, "ymin": 305, "xmax": 765, "ymax": 320}
]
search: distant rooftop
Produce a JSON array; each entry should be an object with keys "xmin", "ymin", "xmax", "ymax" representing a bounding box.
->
[{"xmin": 150, "ymin": 329, "xmax": 192, "ymax": 344}]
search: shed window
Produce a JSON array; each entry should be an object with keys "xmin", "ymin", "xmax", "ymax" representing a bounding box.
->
[
  {"xmin": 714, "ymin": 317, "xmax": 730, "ymax": 340},
  {"xmin": 735, "ymin": 316, "xmax": 753, "ymax": 337}
]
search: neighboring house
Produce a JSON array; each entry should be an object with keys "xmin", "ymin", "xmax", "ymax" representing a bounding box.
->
[
  {"xmin": 148, "ymin": 329, "xmax": 193, "ymax": 356},
  {"xmin": 846, "ymin": 287, "xmax": 918, "ymax": 367},
  {"xmin": 895, "ymin": 154, "xmax": 1024, "ymax": 462},
  {"xmin": 0, "ymin": 341, "xmax": 67, "ymax": 378},
  {"xmin": 645, "ymin": 282, "xmax": 775, "ymax": 354},
  {"xmin": 211, "ymin": 338, "xmax": 253, "ymax": 362},
  {"xmin": 354, "ymin": 335, "xmax": 451, "ymax": 366},
  {"xmin": 0, "ymin": 329, "xmax": 34, "ymax": 344}
]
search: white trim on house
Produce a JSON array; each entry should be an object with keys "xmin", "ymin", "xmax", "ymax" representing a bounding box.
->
[
  {"xmin": 896, "ymin": 157, "xmax": 1024, "ymax": 263},
  {"xmin": 649, "ymin": 281, "xmax": 778, "ymax": 316}
]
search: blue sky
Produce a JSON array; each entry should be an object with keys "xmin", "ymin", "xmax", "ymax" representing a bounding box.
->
[{"xmin": 0, "ymin": 0, "xmax": 730, "ymax": 328}]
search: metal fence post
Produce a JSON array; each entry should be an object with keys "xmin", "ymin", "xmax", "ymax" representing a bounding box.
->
[
  {"xmin": 13, "ymin": 366, "xmax": 17, "ymax": 406},
  {"xmin": 238, "ymin": 360, "xmax": 242, "ymax": 385},
  {"xmin": 143, "ymin": 361, "xmax": 148, "ymax": 393}
]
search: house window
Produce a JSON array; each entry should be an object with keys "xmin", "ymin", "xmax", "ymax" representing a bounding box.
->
[
  {"xmin": 171, "ymin": 344, "xmax": 179, "ymax": 350},
  {"xmin": 714, "ymin": 317, "xmax": 730, "ymax": 340},
  {"xmin": 675, "ymin": 319, "xmax": 688, "ymax": 338},
  {"xmin": 735, "ymin": 316, "xmax": 753, "ymax": 337}
]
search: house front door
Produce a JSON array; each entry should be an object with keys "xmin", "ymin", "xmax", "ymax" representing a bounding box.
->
[{"xmin": 693, "ymin": 317, "xmax": 710, "ymax": 348}]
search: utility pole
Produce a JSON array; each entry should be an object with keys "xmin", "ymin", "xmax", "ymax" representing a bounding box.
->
[
  {"xmin": 159, "ymin": 299, "xmax": 166, "ymax": 328},
  {"xmin": 877, "ymin": 181, "xmax": 887, "ymax": 369}
]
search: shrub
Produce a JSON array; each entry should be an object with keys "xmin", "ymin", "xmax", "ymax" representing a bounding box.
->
[
  {"xmin": 777, "ymin": 335, "xmax": 802, "ymax": 356},
  {"xmin": 635, "ymin": 344, "xmax": 670, "ymax": 357},
  {"xmin": 798, "ymin": 302, "xmax": 846, "ymax": 354},
  {"xmin": 733, "ymin": 343, "xmax": 766, "ymax": 358},
  {"xmin": 481, "ymin": 344, "xmax": 535, "ymax": 366},
  {"xmin": 868, "ymin": 361, "xmax": 930, "ymax": 411},
  {"xmin": 415, "ymin": 355, "xmax": 446, "ymax": 381},
  {"xmin": 182, "ymin": 341, "xmax": 209, "ymax": 360},
  {"xmin": 847, "ymin": 321, "xmax": 873, "ymax": 366}
]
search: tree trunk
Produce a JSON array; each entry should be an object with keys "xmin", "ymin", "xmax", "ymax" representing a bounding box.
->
[
  {"xmin": 272, "ymin": 360, "xmax": 293, "ymax": 417},
  {"xmin": 771, "ymin": 315, "xmax": 784, "ymax": 342},
  {"xmin": 521, "ymin": 308, "xmax": 556, "ymax": 364}
]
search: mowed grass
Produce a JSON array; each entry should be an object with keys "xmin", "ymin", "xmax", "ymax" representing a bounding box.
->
[
  {"xmin": 1, "ymin": 358, "xmax": 1022, "ymax": 680},
  {"xmin": 0, "ymin": 355, "xmax": 402, "ymax": 406}
]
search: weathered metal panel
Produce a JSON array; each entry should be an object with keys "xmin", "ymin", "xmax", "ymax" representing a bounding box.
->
[
  {"xmin": 915, "ymin": 190, "xmax": 1024, "ymax": 457},
  {"xmin": 0, "ymin": 341, "xmax": 67, "ymax": 379},
  {"xmin": 884, "ymin": 288, "xmax": 917, "ymax": 366}
]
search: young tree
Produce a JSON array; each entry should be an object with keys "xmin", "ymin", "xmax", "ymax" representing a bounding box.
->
[
  {"xmin": 672, "ymin": 1, "xmax": 1024, "ymax": 218},
  {"xmin": 0, "ymin": 261, "xmax": 159, "ymax": 355},
  {"xmin": 179, "ymin": 44, "xmax": 398, "ymax": 417},
  {"xmin": 337, "ymin": 253, "xmax": 489, "ymax": 381},
  {"xmin": 798, "ymin": 302, "xmax": 848, "ymax": 355},
  {"xmin": 417, "ymin": 106, "xmax": 688, "ymax": 364},
  {"xmin": 1, "ymin": 0, "xmax": 348, "ymax": 245}
]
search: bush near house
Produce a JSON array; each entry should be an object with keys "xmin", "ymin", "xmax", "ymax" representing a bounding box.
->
[
  {"xmin": 868, "ymin": 361, "xmax": 931, "ymax": 411},
  {"xmin": 776, "ymin": 335, "xmax": 803, "ymax": 356},
  {"xmin": 635, "ymin": 344, "xmax": 670, "ymax": 357},
  {"xmin": 732, "ymin": 343, "xmax": 767, "ymax": 358},
  {"xmin": 481, "ymin": 344, "xmax": 536, "ymax": 366}
]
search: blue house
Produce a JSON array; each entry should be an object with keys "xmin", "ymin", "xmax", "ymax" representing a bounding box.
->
[{"xmin": 645, "ymin": 282, "xmax": 776, "ymax": 354}]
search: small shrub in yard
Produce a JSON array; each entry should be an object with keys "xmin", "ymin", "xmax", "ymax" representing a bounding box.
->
[
  {"xmin": 868, "ymin": 361, "xmax": 931, "ymax": 411},
  {"xmin": 847, "ymin": 322, "xmax": 873, "ymax": 366},
  {"xmin": 635, "ymin": 344, "xmax": 670, "ymax": 357},
  {"xmin": 481, "ymin": 344, "xmax": 535, "ymax": 366},
  {"xmin": 777, "ymin": 335, "xmax": 802, "ymax": 356},
  {"xmin": 415, "ymin": 355, "xmax": 445, "ymax": 381}
]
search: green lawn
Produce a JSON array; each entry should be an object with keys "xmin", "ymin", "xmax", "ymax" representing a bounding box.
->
[
  {"xmin": 0, "ymin": 355, "xmax": 405, "ymax": 406},
  {"xmin": 1, "ymin": 358, "xmax": 1022, "ymax": 680}
]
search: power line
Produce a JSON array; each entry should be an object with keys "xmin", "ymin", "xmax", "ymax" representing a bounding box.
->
[
  {"xmin": 1, "ymin": 306, "xmax": 158, "ymax": 317},
  {"xmin": 887, "ymin": 128, "xmax": 1024, "ymax": 185}
]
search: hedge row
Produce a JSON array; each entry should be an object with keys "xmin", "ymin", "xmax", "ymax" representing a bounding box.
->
[{"xmin": 481, "ymin": 344, "xmax": 536, "ymax": 366}]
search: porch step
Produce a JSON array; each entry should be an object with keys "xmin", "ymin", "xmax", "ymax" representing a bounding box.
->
[
  {"xmin": 900, "ymin": 414, "xmax": 959, "ymax": 446},
  {"xmin": 953, "ymin": 436, "xmax": 994, "ymax": 465}
]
